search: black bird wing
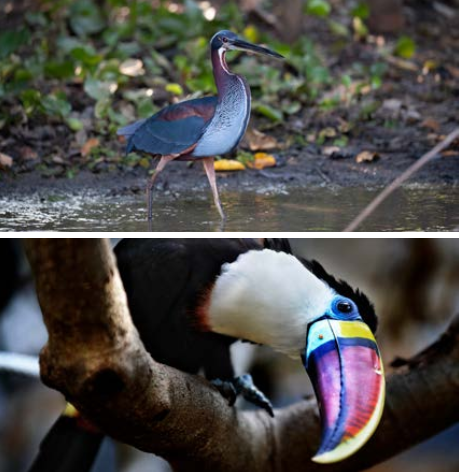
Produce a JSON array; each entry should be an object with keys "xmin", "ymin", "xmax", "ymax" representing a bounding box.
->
[
  {"xmin": 114, "ymin": 238, "xmax": 262, "ymax": 380},
  {"xmin": 117, "ymin": 96, "xmax": 218, "ymax": 156},
  {"xmin": 28, "ymin": 409, "xmax": 105, "ymax": 472},
  {"xmin": 263, "ymin": 238, "xmax": 292, "ymax": 254}
]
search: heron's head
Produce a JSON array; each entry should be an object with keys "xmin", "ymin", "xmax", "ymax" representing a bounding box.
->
[{"xmin": 210, "ymin": 30, "xmax": 284, "ymax": 59}]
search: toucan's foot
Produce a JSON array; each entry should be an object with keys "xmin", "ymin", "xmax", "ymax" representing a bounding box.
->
[
  {"xmin": 211, "ymin": 374, "xmax": 274, "ymax": 417},
  {"xmin": 211, "ymin": 378, "xmax": 238, "ymax": 406}
]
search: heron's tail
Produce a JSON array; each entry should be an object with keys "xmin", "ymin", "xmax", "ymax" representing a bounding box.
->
[
  {"xmin": 28, "ymin": 404, "xmax": 104, "ymax": 472},
  {"xmin": 117, "ymin": 119, "xmax": 147, "ymax": 154}
]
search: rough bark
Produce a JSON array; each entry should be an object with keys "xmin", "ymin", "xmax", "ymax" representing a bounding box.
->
[{"xmin": 24, "ymin": 238, "xmax": 459, "ymax": 471}]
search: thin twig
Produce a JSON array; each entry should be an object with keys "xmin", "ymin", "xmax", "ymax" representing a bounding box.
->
[{"xmin": 343, "ymin": 127, "xmax": 459, "ymax": 232}]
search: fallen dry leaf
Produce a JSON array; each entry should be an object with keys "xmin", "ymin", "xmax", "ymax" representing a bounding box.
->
[
  {"xmin": 322, "ymin": 146, "xmax": 341, "ymax": 157},
  {"xmin": 247, "ymin": 152, "xmax": 276, "ymax": 170},
  {"xmin": 421, "ymin": 118, "xmax": 440, "ymax": 132},
  {"xmin": 214, "ymin": 159, "xmax": 246, "ymax": 172},
  {"xmin": 19, "ymin": 146, "xmax": 38, "ymax": 160},
  {"xmin": 322, "ymin": 146, "xmax": 354, "ymax": 160},
  {"xmin": 386, "ymin": 55, "xmax": 418, "ymax": 72},
  {"xmin": 81, "ymin": 138, "xmax": 100, "ymax": 157},
  {"xmin": 441, "ymin": 150, "xmax": 458, "ymax": 157},
  {"xmin": 52, "ymin": 156, "xmax": 65, "ymax": 164},
  {"xmin": 242, "ymin": 128, "xmax": 279, "ymax": 151},
  {"xmin": 356, "ymin": 151, "xmax": 380, "ymax": 163},
  {"xmin": 319, "ymin": 127, "xmax": 337, "ymax": 139},
  {"xmin": 445, "ymin": 65, "xmax": 459, "ymax": 79},
  {"xmin": 0, "ymin": 152, "xmax": 13, "ymax": 169}
]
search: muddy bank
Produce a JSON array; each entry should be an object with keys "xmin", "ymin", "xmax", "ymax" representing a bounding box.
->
[{"xmin": 1, "ymin": 138, "xmax": 458, "ymax": 200}]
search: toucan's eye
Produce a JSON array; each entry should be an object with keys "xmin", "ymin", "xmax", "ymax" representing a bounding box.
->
[{"xmin": 337, "ymin": 301, "xmax": 353, "ymax": 313}]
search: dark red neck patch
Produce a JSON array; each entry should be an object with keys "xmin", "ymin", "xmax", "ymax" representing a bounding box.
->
[{"xmin": 192, "ymin": 282, "xmax": 215, "ymax": 332}]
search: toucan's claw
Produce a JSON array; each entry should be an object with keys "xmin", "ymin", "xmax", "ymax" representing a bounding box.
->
[
  {"xmin": 234, "ymin": 374, "xmax": 274, "ymax": 417},
  {"xmin": 211, "ymin": 378, "xmax": 237, "ymax": 406},
  {"xmin": 212, "ymin": 374, "xmax": 274, "ymax": 417}
]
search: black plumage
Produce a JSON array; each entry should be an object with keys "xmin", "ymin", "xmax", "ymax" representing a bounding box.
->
[
  {"xmin": 115, "ymin": 238, "xmax": 262, "ymax": 380},
  {"xmin": 300, "ymin": 259, "xmax": 377, "ymax": 332},
  {"xmin": 114, "ymin": 238, "xmax": 376, "ymax": 380}
]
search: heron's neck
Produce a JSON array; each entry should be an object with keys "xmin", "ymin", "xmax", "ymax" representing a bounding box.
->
[{"xmin": 212, "ymin": 48, "xmax": 246, "ymax": 99}]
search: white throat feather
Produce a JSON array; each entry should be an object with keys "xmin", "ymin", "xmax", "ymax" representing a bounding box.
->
[{"xmin": 207, "ymin": 249, "xmax": 335, "ymax": 358}]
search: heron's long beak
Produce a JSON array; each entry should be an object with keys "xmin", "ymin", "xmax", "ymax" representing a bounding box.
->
[
  {"xmin": 230, "ymin": 38, "xmax": 284, "ymax": 59},
  {"xmin": 303, "ymin": 319, "xmax": 385, "ymax": 463}
]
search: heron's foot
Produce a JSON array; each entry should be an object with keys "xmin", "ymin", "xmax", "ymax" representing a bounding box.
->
[{"xmin": 211, "ymin": 374, "xmax": 274, "ymax": 417}]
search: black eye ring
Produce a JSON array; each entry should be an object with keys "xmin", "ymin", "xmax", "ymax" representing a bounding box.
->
[{"xmin": 337, "ymin": 301, "xmax": 353, "ymax": 313}]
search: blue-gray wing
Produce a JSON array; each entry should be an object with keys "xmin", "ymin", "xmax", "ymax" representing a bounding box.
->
[{"xmin": 118, "ymin": 96, "xmax": 217, "ymax": 156}]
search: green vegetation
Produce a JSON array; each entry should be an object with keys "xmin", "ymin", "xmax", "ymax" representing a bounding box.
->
[{"xmin": 0, "ymin": 0, "xmax": 421, "ymax": 174}]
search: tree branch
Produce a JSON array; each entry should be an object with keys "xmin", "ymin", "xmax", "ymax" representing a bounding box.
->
[
  {"xmin": 343, "ymin": 127, "xmax": 459, "ymax": 232},
  {"xmin": 24, "ymin": 239, "xmax": 459, "ymax": 471}
]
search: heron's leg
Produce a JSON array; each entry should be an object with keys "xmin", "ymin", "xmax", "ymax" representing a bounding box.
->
[
  {"xmin": 202, "ymin": 157, "xmax": 226, "ymax": 221},
  {"xmin": 147, "ymin": 156, "xmax": 174, "ymax": 221}
]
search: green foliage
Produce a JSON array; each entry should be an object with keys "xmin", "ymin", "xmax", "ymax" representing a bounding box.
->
[
  {"xmin": 305, "ymin": 0, "xmax": 331, "ymax": 17},
  {"xmin": 0, "ymin": 29, "xmax": 30, "ymax": 59},
  {"xmin": 0, "ymin": 0, "xmax": 391, "ymax": 170},
  {"xmin": 69, "ymin": 0, "xmax": 106, "ymax": 37},
  {"xmin": 394, "ymin": 36, "xmax": 416, "ymax": 59},
  {"xmin": 351, "ymin": 2, "xmax": 370, "ymax": 20}
]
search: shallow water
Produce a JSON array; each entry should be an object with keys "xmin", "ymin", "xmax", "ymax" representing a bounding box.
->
[{"xmin": 0, "ymin": 186, "xmax": 457, "ymax": 232}]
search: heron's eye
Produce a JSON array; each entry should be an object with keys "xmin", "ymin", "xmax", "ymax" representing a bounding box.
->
[
  {"xmin": 222, "ymin": 37, "xmax": 228, "ymax": 43},
  {"xmin": 337, "ymin": 301, "xmax": 353, "ymax": 313}
]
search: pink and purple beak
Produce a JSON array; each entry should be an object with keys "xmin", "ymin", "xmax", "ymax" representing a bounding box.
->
[{"xmin": 303, "ymin": 319, "xmax": 385, "ymax": 463}]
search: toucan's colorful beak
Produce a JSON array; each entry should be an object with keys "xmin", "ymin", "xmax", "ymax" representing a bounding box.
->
[{"xmin": 304, "ymin": 319, "xmax": 385, "ymax": 463}]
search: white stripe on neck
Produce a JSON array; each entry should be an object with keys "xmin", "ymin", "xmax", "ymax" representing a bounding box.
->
[
  {"xmin": 207, "ymin": 249, "xmax": 335, "ymax": 358},
  {"xmin": 218, "ymin": 47, "xmax": 232, "ymax": 74}
]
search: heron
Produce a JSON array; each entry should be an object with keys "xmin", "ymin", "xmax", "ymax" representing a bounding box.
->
[{"xmin": 117, "ymin": 30, "xmax": 284, "ymax": 222}]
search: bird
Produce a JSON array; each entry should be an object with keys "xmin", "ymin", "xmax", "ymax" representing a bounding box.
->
[
  {"xmin": 117, "ymin": 31, "xmax": 284, "ymax": 222},
  {"xmin": 6, "ymin": 238, "xmax": 385, "ymax": 471}
]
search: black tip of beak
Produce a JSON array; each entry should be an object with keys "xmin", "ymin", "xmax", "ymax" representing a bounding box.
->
[{"xmin": 232, "ymin": 39, "xmax": 284, "ymax": 60}]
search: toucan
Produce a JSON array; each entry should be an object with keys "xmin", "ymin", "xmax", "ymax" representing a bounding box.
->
[{"xmin": 19, "ymin": 238, "xmax": 385, "ymax": 470}]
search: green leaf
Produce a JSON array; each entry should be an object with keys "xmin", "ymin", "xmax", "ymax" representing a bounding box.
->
[
  {"xmin": 0, "ymin": 29, "xmax": 30, "ymax": 59},
  {"xmin": 394, "ymin": 36, "xmax": 416, "ymax": 59},
  {"xmin": 20, "ymin": 89, "xmax": 42, "ymax": 115},
  {"xmin": 84, "ymin": 78, "xmax": 117, "ymax": 101},
  {"xmin": 333, "ymin": 136, "xmax": 349, "ymax": 147},
  {"xmin": 45, "ymin": 61, "xmax": 75, "ymax": 79},
  {"xmin": 94, "ymin": 97, "xmax": 111, "ymax": 119},
  {"xmin": 253, "ymin": 103, "xmax": 283, "ymax": 122},
  {"xmin": 71, "ymin": 47, "xmax": 102, "ymax": 66},
  {"xmin": 69, "ymin": 0, "xmax": 106, "ymax": 37},
  {"xmin": 165, "ymin": 83, "xmax": 184, "ymax": 95},
  {"xmin": 136, "ymin": 98, "xmax": 157, "ymax": 118},
  {"xmin": 41, "ymin": 94, "xmax": 72, "ymax": 118},
  {"xmin": 341, "ymin": 74, "xmax": 352, "ymax": 88},
  {"xmin": 306, "ymin": 0, "xmax": 331, "ymax": 17},
  {"xmin": 351, "ymin": 2, "xmax": 370, "ymax": 19},
  {"xmin": 282, "ymin": 101, "xmax": 301, "ymax": 115},
  {"xmin": 353, "ymin": 17, "xmax": 368, "ymax": 37},
  {"xmin": 66, "ymin": 117, "xmax": 84, "ymax": 131},
  {"xmin": 25, "ymin": 11, "xmax": 48, "ymax": 27},
  {"xmin": 328, "ymin": 20, "xmax": 349, "ymax": 37}
]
